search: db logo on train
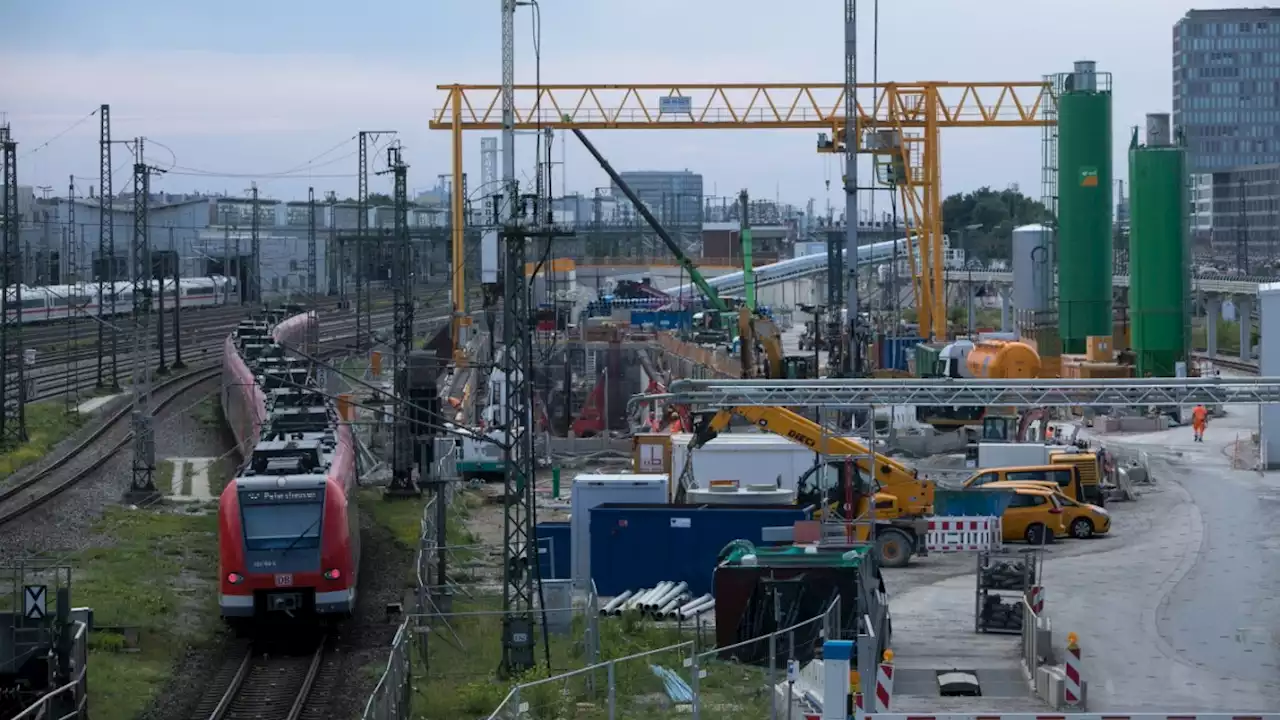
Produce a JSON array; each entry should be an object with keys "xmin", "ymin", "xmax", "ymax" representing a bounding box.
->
[{"xmin": 275, "ymin": 574, "xmax": 294, "ymax": 588}]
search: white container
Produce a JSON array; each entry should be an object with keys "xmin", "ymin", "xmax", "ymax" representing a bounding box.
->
[
  {"xmin": 976, "ymin": 442, "xmax": 1053, "ymax": 470},
  {"xmin": 669, "ymin": 433, "xmax": 818, "ymax": 493},
  {"xmin": 685, "ymin": 485, "xmax": 797, "ymax": 505},
  {"xmin": 570, "ymin": 473, "xmax": 669, "ymax": 590}
]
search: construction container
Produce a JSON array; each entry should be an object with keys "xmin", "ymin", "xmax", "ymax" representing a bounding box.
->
[
  {"xmin": 913, "ymin": 342, "xmax": 945, "ymax": 377},
  {"xmin": 536, "ymin": 522, "xmax": 571, "ymax": 580},
  {"xmin": 966, "ymin": 339, "xmax": 1041, "ymax": 379},
  {"xmin": 1055, "ymin": 60, "xmax": 1114, "ymax": 354},
  {"xmin": 1085, "ymin": 335, "xmax": 1114, "ymax": 363},
  {"xmin": 669, "ymin": 433, "xmax": 819, "ymax": 494},
  {"xmin": 570, "ymin": 474, "xmax": 670, "ymax": 590},
  {"xmin": 713, "ymin": 544, "xmax": 872, "ymax": 664},
  {"xmin": 588, "ymin": 504, "xmax": 809, "ymax": 596},
  {"xmin": 1129, "ymin": 113, "xmax": 1189, "ymax": 377},
  {"xmin": 878, "ymin": 335, "xmax": 927, "ymax": 372},
  {"xmin": 1011, "ymin": 224, "xmax": 1053, "ymax": 313}
]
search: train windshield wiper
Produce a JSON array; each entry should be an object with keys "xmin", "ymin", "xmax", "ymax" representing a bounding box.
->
[{"xmin": 282, "ymin": 517, "xmax": 322, "ymax": 554}]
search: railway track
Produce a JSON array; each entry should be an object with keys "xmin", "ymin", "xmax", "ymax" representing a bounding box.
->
[
  {"xmin": 1191, "ymin": 352, "xmax": 1259, "ymax": 375},
  {"xmin": 192, "ymin": 636, "xmax": 328, "ymax": 720},
  {"xmin": 0, "ymin": 366, "xmax": 222, "ymax": 526}
]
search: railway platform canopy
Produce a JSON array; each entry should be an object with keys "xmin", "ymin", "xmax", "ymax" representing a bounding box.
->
[{"xmin": 661, "ymin": 377, "xmax": 1280, "ymax": 408}]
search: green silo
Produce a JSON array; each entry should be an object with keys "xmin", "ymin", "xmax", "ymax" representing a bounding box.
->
[
  {"xmin": 1129, "ymin": 114, "xmax": 1188, "ymax": 377},
  {"xmin": 1055, "ymin": 61, "xmax": 1114, "ymax": 354}
]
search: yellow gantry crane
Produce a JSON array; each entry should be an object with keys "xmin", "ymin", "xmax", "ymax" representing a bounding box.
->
[{"xmin": 429, "ymin": 81, "xmax": 1053, "ymax": 351}]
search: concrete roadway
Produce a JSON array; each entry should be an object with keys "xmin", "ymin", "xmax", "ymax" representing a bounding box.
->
[{"xmin": 880, "ymin": 408, "xmax": 1280, "ymax": 712}]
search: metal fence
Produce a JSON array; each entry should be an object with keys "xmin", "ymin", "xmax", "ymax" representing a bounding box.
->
[
  {"xmin": 12, "ymin": 620, "xmax": 89, "ymax": 720},
  {"xmin": 485, "ymin": 597, "xmax": 842, "ymax": 720}
]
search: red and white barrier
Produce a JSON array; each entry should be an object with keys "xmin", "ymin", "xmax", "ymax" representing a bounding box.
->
[
  {"xmin": 875, "ymin": 652, "xmax": 894, "ymax": 712},
  {"xmin": 924, "ymin": 516, "xmax": 1001, "ymax": 552},
  {"xmin": 1027, "ymin": 585, "xmax": 1044, "ymax": 614},
  {"xmin": 852, "ymin": 690, "xmax": 864, "ymax": 720},
  {"xmin": 1064, "ymin": 631, "xmax": 1083, "ymax": 708}
]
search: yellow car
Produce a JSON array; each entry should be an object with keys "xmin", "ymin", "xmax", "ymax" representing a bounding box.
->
[
  {"xmin": 1056, "ymin": 494, "xmax": 1111, "ymax": 539},
  {"xmin": 974, "ymin": 482, "xmax": 1068, "ymax": 545}
]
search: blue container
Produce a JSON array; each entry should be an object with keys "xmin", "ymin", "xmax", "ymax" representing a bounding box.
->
[
  {"xmin": 536, "ymin": 522, "xmax": 572, "ymax": 580},
  {"xmin": 879, "ymin": 335, "xmax": 927, "ymax": 372},
  {"xmin": 934, "ymin": 489, "xmax": 1016, "ymax": 517},
  {"xmin": 589, "ymin": 503, "xmax": 808, "ymax": 596}
]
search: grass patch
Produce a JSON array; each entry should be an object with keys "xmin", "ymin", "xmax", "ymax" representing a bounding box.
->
[
  {"xmin": 154, "ymin": 460, "xmax": 177, "ymax": 496},
  {"xmin": 0, "ymin": 400, "xmax": 88, "ymax": 477},
  {"xmin": 415, "ymin": 599, "xmax": 713, "ymax": 719},
  {"xmin": 79, "ymin": 506, "xmax": 221, "ymax": 720},
  {"xmin": 207, "ymin": 456, "xmax": 235, "ymax": 495},
  {"xmin": 195, "ymin": 395, "xmax": 224, "ymax": 429}
]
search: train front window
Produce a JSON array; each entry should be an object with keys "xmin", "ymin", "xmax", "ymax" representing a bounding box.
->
[{"xmin": 240, "ymin": 501, "xmax": 324, "ymax": 551}]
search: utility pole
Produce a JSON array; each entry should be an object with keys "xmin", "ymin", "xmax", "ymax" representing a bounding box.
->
[
  {"xmin": 355, "ymin": 131, "xmax": 396, "ymax": 352},
  {"xmin": 249, "ymin": 182, "xmax": 261, "ymax": 305},
  {"xmin": 65, "ymin": 176, "xmax": 79, "ymax": 414},
  {"xmin": 128, "ymin": 137, "xmax": 164, "ymax": 500},
  {"xmin": 98, "ymin": 104, "xmax": 118, "ymax": 390},
  {"xmin": 327, "ymin": 191, "xmax": 339, "ymax": 299},
  {"xmin": 307, "ymin": 186, "xmax": 318, "ymax": 299},
  {"xmin": 842, "ymin": 0, "xmax": 861, "ymax": 377},
  {"xmin": 171, "ymin": 226, "xmax": 185, "ymax": 369},
  {"xmin": 0, "ymin": 124, "xmax": 26, "ymax": 447},
  {"xmin": 382, "ymin": 145, "xmax": 419, "ymax": 497},
  {"xmin": 155, "ymin": 223, "xmax": 168, "ymax": 376}
]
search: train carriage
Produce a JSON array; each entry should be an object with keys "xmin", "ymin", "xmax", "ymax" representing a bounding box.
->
[{"xmin": 1, "ymin": 275, "xmax": 233, "ymax": 323}]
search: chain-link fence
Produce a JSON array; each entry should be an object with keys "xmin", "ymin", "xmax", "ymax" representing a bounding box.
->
[{"xmin": 485, "ymin": 597, "xmax": 841, "ymax": 720}]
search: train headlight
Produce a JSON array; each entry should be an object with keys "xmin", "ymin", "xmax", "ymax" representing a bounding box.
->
[
  {"xmin": 323, "ymin": 568, "xmax": 342, "ymax": 581},
  {"xmin": 226, "ymin": 572, "xmax": 244, "ymax": 585}
]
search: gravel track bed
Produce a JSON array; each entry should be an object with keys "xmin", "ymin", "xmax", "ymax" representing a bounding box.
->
[{"xmin": 0, "ymin": 375, "xmax": 225, "ymax": 565}]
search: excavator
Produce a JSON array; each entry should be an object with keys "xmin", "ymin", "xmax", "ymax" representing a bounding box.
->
[
  {"xmin": 571, "ymin": 129, "xmax": 805, "ymax": 380},
  {"xmin": 677, "ymin": 404, "xmax": 935, "ymax": 567}
]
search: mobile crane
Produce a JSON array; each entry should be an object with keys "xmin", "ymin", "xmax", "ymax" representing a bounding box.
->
[
  {"xmin": 679, "ymin": 405, "xmax": 935, "ymax": 567},
  {"xmin": 571, "ymin": 128, "xmax": 799, "ymax": 379}
]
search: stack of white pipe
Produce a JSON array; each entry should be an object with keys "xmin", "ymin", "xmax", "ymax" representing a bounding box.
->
[
  {"xmin": 659, "ymin": 593, "xmax": 714, "ymax": 620},
  {"xmin": 676, "ymin": 594, "xmax": 715, "ymax": 620},
  {"xmin": 599, "ymin": 590, "xmax": 633, "ymax": 615}
]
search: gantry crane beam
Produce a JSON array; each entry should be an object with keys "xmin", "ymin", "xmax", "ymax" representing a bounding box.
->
[
  {"xmin": 661, "ymin": 377, "xmax": 1280, "ymax": 408},
  {"xmin": 429, "ymin": 81, "xmax": 1053, "ymax": 355}
]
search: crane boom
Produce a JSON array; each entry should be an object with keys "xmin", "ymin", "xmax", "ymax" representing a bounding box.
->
[{"xmin": 569, "ymin": 128, "xmax": 728, "ymax": 313}]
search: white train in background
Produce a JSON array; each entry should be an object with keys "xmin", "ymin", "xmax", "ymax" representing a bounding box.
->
[{"xmin": 3, "ymin": 275, "xmax": 238, "ymax": 324}]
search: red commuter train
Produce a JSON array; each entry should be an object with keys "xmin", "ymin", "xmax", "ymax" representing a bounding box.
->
[{"xmin": 217, "ymin": 311, "xmax": 359, "ymax": 623}]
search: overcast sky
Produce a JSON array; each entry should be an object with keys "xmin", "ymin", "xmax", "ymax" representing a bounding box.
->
[{"xmin": 0, "ymin": 0, "xmax": 1247, "ymax": 216}]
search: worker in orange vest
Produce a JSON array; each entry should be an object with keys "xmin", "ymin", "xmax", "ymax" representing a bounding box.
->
[{"xmin": 1191, "ymin": 404, "xmax": 1209, "ymax": 443}]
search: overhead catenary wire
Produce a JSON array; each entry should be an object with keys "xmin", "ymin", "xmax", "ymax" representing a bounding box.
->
[{"xmin": 17, "ymin": 107, "xmax": 101, "ymax": 159}]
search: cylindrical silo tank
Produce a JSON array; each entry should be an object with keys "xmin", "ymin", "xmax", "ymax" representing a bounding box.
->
[
  {"xmin": 1010, "ymin": 224, "xmax": 1053, "ymax": 312},
  {"xmin": 1055, "ymin": 60, "xmax": 1114, "ymax": 354},
  {"xmin": 966, "ymin": 339, "xmax": 1042, "ymax": 379},
  {"xmin": 1129, "ymin": 114, "xmax": 1188, "ymax": 377}
]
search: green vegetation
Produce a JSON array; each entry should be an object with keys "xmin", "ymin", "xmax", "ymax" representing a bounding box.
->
[
  {"xmin": 0, "ymin": 401, "xmax": 87, "ymax": 477},
  {"xmin": 1191, "ymin": 317, "xmax": 1258, "ymax": 357},
  {"xmin": 80, "ymin": 506, "xmax": 222, "ymax": 720},
  {"xmin": 154, "ymin": 460, "xmax": 177, "ymax": 496},
  {"xmin": 942, "ymin": 186, "xmax": 1055, "ymax": 263}
]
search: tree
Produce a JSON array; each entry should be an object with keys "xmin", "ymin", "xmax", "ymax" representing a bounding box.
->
[
  {"xmin": 941, "ymin": 187, "xmax": 1054, "ymax": 262},
  {"xmin": 339, "ymin": 192, "xmax": 394, "ymax": 205}
]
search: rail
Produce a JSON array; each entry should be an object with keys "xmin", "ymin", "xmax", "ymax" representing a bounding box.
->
[
  {"xmin": 0, "ymin": 366, "xmax": 222, "ymax": 525},
  {"xmin": 203, "ymin": 638, "xmax": 327, "ymax": 720}
]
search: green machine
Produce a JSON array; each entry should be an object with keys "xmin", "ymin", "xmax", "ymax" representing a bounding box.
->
[
  {"xmin": 1055, "ymin": 60, "xmax": 1114, "ymax": 354},
  {"xmin": 1129, "ymin": 114, "xmax": 1189, "ymax": 377}
]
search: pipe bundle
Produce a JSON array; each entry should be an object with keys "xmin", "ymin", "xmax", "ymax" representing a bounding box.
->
[{"xmin": 599, "ymin": 582, "xmax": 715, "ymax": 620}]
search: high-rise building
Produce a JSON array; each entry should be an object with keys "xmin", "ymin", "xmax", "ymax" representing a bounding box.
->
[
  {"xmin": 611, "ymin": 170, "xmax": 703, "ymax": 228},
  {"xmin": 1174, "ymin": 8, "xmax": 1280, "ymax": 173}
]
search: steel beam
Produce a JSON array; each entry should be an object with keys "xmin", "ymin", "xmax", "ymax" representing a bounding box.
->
[{"xmin": 664, "ymin": 377, "xmax": 1280, "ymax": 408}]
